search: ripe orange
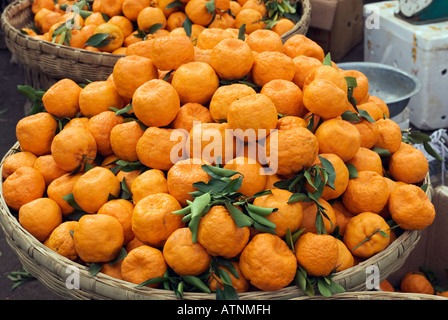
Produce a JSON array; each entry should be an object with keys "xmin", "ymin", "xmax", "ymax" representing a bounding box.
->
[
  {"xmin": 108, "ymin": 15, "xmax": 134, "ymax": 39},
  {"xmin": 260, "ymin": 79, "xmax": 304, "ymax": 117},
  {"xmin": 185, "ymin": 0, "xmax": 215, "ymax": 26},
  {"xmin": 352, "ymin": 118, "xmax": 379, "ymax": 150},
  {"xmin": 252, "ymin": 188, "xmax": 303, "ymax": 237},
  {"xmin": 33, "ymin": 154, "xmax": 67, "ymax": 186},
  {"xmin": 342, "ymin": 171, "xmax": 390, "ymax": 215},
  {"xmin": 343, "ymin": 212, "xmax": 390, "ymax": 259},
  {"xmin": 389, "ymin": 184, "xmax": 435, "ymax": 230},
  {"xmin": 335, "ymin": 238, "xmax": 354, "ymax": 272},
  {"xmin": 240, "ymin": 233, "xmax": 297, "ymax": 291},
  {"xmin": 208, "ymin": 261, "xmax": 249, "ymax": 293},
  {"xmin": 73, "ymin": 214, "xmax": 124, "ymax": 263},
  {"xmin": 271, "ymin": 18, "xmax": 295, "ymax": 36},
  {"xmin": 87, "ymin": 111, "xmax": 124, "ymax": 157},
  {"xmin": 332, "ymin": 200, "xmax": 355, "ymax": 236},
  {"xmin": 341, "ymin": 69, "xmax": 369, "ymax": 104},
  {"xmin": 234, "ymin": 8, "xmax": 265, "ymax": 34},
  {"xmin": 295, "ymin": 232, "xmax": 339, "ymax": 276},
  {"xmin": 379, "ymin": 279, "xmax": 395, "ymax": 292},
  {"xmin": 44, "ymin": 221, "xmax": 78, "ymax": 261},
  {"xmin": 42, "ymin": 79, "xmax": 81, "ymax": 118},
  {"xmin": 78, "ymin": 81, "xmax": 123, "ymax": 117},
  {"xmin": 2, "ymin": 151, "xmax": 37, "ymax": 180},
  {"xmin": 209, "ymin": 84, "xmax": 256, "ymax": 123},
  {"xmin": 300, "ymin": 198, "xmax": 337, "ymax": 234},
  {"xmin": 369, "ymin": 95, "xmax": 390, "ymax": 119},
  {"xmin": 170, "ymin": 103, "xmax": 212, "ymax": 133},
  {"xmin": 166, "ymin": 12, "xmax": 186, "ymax": 31},
  {"xmin": 72, "ymin": 166, "xmax": 121, "ymax": 213},
  {"xmin": 150, "ymin": 35, "xmax": 195, "ymax": 71},
  {"xmin": 276, "ymin": 116, "xmax": 307, "ymax": 130},
  {"xmin": 163, "ymin": 227, "xmax": 212, "ymax": 276},
  {"xmin": 122, "ymin": 0, "xmax": 151, "ymax": 21},
  {"xmin": 347, "ymin": 147, "xmax": 383, "ymax": 176},
  {"xmin": 374, "ymin": 118, "xmax": 403, "ymax": 154},
  {"xmin": 63, "ymin": 117, "xmax": 89, "ymax": 130},
  {"xmin": 32, "ymin": 0, "xmax": 55, "ymax": 14},
  {"xmin": 137, "ymin": 7, "xmax": 167, "ymax": 33},
  {"xmin": 400, "ymin": 272, "xmax": 434, "ymax": 295},
  {"xmin": 18, "ymin": 198, "xmax": 62, "ymax": 242},
  {"xmin": 246, "ymin": 29, "xmax": 283, "ymax": 53},
  {"xmin": 303, "ymin": 65, "xmax": 348, "ymax": 93},
  {"xmin": 16, "ymin": 112, "xmax": 57, "ymax": 156},
  {"xmin": 251, "ymin": 51, "xmax": 295, "ymax": 86},
  {"xmin": 171, "ymin": 61, "xmax": 220, "ymax": 105},
  {"xmin": 136, "ymin": 126, "xmax": 186, "ymax": 171},
  {"xmin": 50, "ymin": 126, "xmax": 97, "ymax": 172},
  {"xmin": 125, "ymin": 39, "xmax": 154, "ymax": 59},
  {"xmin": 130, "ymin": 169, "xmax": 169, "ymax": 204},
  {"xmin": 47, "ymin": 173, "xmax": 82, "ymax": 216},
  {"xmin": 99, "ymin": 0, "xmax": 124, "ymax": 17},
  {"xmin": 291, "ymin": 55, "xmax": 322, "ymax": 90},
  {"xmin": 210, "ymin": 38, "xmax": 254, "ymax": 80},
  {"xmin": 223, "ymin": 156, "xmax": 267, "ymax": 197},
  {"xmin": 112, "ymin": 55, "xmax": 159, "ymax": 99},
  {"xmin": 132, "ymin": 193, "xmax": 183, "ymax": 247},
  {"xmin": 93, "ymin": 23, "xmax": 125, "ymax": 52},
  {"xmin": 98, "ymin": 199, "xmax": 135, "ymax": 245},
  {"xmin": 388, "ymin": 142, "xmax": 429, "ymax": 184},
  {"xmin": 283, "ymin": 34, "xmax": 325, "ymax": 62},
  {"xmin": 167, "ymin": 158, "xmax": 211, "ymax": 206},
  {"xmin": 196, "ymin": 28, "xmax": 233, "ymax": 50}
]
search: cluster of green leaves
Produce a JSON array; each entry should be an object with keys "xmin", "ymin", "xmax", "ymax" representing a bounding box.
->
[
  {"xmin": 7, "ymin": 268, "xmax": 36, "ymax": 291},
  {"xmin": 262, "ymin": 0, "xmax": 301, "ymax": 29},
  {"xmin": 173, "ymin": 164, "xmax": 278, "ymax": 242}
]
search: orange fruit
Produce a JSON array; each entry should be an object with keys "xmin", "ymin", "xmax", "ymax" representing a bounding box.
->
[
  {"xmin": 122, "ymin": 0, "xmax": 151, "ymax": 21},
  {"xmin": 240, "ymin": 233, "xmax": 297, "ymax": 291},
  {"xmin": 283, "ymin": 34, "xmax": 325, "ymax": 62},
  {"xmin": 343, "ymin": 211, "xmax": 390, "ymax": 259},
  {"xmin": 51, "ymin": 126, "xmax": 97, "ymax": 172},
  {"xmin": 109, "ymin": 121, "xmax": 144, "ymax": 162},
  {"xmin": 252, "ymin": 188, "xmax": 303, "ymax": 237},
  {"xmin": 87, "ymin": 111, "xmax": 124, "ymax": 157},
  {"xmin": 167, "ymin": 158, "xmax": 211, "ymax": 206},
  {"xmin": 137, "ymin": 7, "xmax": 167, "ymax": 33},
  {"xmin": 124, "ymin": 31, "xmax": 143, "ymax": 47},
  {"xmin": 136, "ymin": 126, "xmax": 186, "ymax": 171},
  {"xmin": 276, "ymin": 116, "xmax": 307, "ymax": 130},
  {"xmin": 166, "ymin": 12, "xmax": 186, "ymax": 31},
  {"xmin": 93, "ymin": 23, "xmax": 125, "ymax": 52},
  {"xmin": 132, "ymin": 193, "xmax": 183, "ymax": 247},
  {"xmin": 314, "ymin": 119, "xmax": 361, "ymax": 162},
  {"xmin": 260, "ymin": 79, "xmax": 304, "ymax": 117},
  {"xmin": 34, "ymin": 8, "xmax": 62, "ymax": 34},
  {"xmin": 32, "ymin": 0, "xmax": 55, "ymax": 14},
  {"xmin": 208, "ymin": 261, "xmax": 249, "ymax": 293},
  {"xmin": 33, "ymin": 154, "xmax": 67, "ymax": 186},
  {"xmin": 388, "ymin": 184, "xmax": 435, "ymax": 230},
  {"xmin": 47, "ymin": 173, "xmax": 82, "ymax": 216},
  {"xmin": 234, "ymin": 8, "xmax": 265, "ymax": 34},
  {"xmin": 341, "ymin": 69, "xmax": 369, "ymax": 104},
  {"xmin": 335, "ymin": 238, "xmax": 354, "ymax": 272},
  {"xmin": 374, "ymin": 118, "xmax": 403, "ymax": 154},
  {"xmin": 210, "ymin": 38, "xmax": 254, "ymax": 80},
  {"xmin": 116, "ymin": 169, "xmax": 141, "ymax": 192},
  {"xmin": 2, "ymin": 167, "xmax": 46, "ymax": 211},
  {"xmin": 357, "ymin": 101, "xmax": 383, "ymax": 122},
  {"xmin": 130, "ymin": 169, "xmax": 168, "ymax": 204},
  {"xmin": 208, "ymin": 13, "xmax": 228, "ymax": 29},
  {"xmin": 295, "ymin": 232, "xmax": 339, "ymax": 276},
  {"xmin": 379, "ymin": 279, "xmax": 395, "ymax": 292},
  {"xmin": 185, "ymin": 0, "xmax": 215, "ymax": 26},
  {"xmin": 126, "ymin": 237, "xmax": 145, "ymax": 252},
  {"xmin": 342, "ymin": 171, "xmax": 390, "ymax": 215},
  {"xmin": 369, "ymin": 95, "xmax": 390, "ymax": 118},
  {"xmin": 100, "ymin": 260, "xmax": 123, "ymax": 280},
  {"xmin": 163, "ymin": 227, "xmax": 212, "ymax": 276},
  {"xmin": 113, "ymin": 55, "xmax": 159, "ymax": 99},
  {"xmin": 300, "ymin": 198, "xmax": 337, "ymax": 234},
  {"xmin": 74, "ymin": 213, "xmax": 124, "ymax": 263},
  {"xmin": 352, "ymin": 118, "xmax": 379, "ymax": 150},
  {"xmin": 265, "ymin": 127, "xmax": 319, "ymax": 176},
  {"xmin": 245, "ymin": 29, "xmax": 283, "ymax": 53},
  {"xmin": 209, "ymin": 83, "xmax": 256, "ymax": 123},
  {"xmin": 63, "ymin": 117, "xmax": 89, "ymax": 130},
  {"xmin": 78, "ymin": 80, "xmax": 123, "ymax": 117},
  {"xmin": 196, "ymin": 28, "xmax": 233, "ymax": 50},
  {"xmin": 332, "ymin": 200, "xmax": 354, "ymax": 236},
  {"xmin": 388, "ymin": 142, "xmax": 429, "ymax": 184},
  {"xmin": 251, "ymin": 51, "xmax": 295, "ymax": 86},
  {"xmin": 241, "ymin": 0, "xmax": 266, "ymax": 16},
  {"xmin": 197, "ymin": 205, "xmax": 250, "ymax": 258},
  {"xmin": 227, "ymin": 93, "xmax": 278, "ymax": 142},
  {"xmin": 108, "ymin": 15, "xmax": 134, "ymax": 39},
  {"xmin": 150, "ymin": 35, "xmax": 195, "ymax": 71},
  {"xmin": 99, "ymin": 0, "xmax": 124, "ymax": 17},
  {"xmin": 120, "ymin": 245, "xmax": 167, "ymax": 286},
  {"xmin": 72, "ymin": 166, "xmax": 121, "ymax": 213},
  {"xmin": 132, "ymin": 79, "xmax": 180, "ymax": 127},
  {"xmin": 302, "ymin": 65, "xmax": 348, "ymax": 93},
  {"xmin": 18, "ymin": 198, "xmax": 62, "ymax": 242},
  {"xmin": 171, "ymin": 61, "xmax": 220, "ymax": 105},
  {"xmin": 97, "ymin": 199, "xmax": 135, "ymax": 245},
  {"xmin": 291, "ymin": 55, "xmax": 322, "ymax": 89},
  {"xmin": 347, "ymin": 147, "xmax": 383, "ymax": 176},
  {"xmin": 302, "ymin": 79, "xmax": 350, "ymax": 120},
  {"xmin": 187, "ymin": 122, "xmax": 235, "ymax": 165},
  {"xmin": 126, "ymin": 39, "xmax": 154, "ymax": 59},
  {"xmin": 400, "ymin": 272, "xmax": 434, "ymax": 295},
  {"xmin": 170, "ymin": 103, "xmax": 213, "ymax": 133},
  {"xmin": 84, "ymin": 12, "xmax": 106, "ymax": 26},
  {"xmin": 223, "ymin": 156, "xmax": 267, "ymax": 197},
  {"xmin": 44, "ymin": 221, "xmax": 78, "ymax": 261},
  {"xmin": 2, "ymin": 151, "xmax": 37, "ymax": 180},
  {"xmin": 16, "ymin": 112, "xmax": 58, "ymax": 156},
  {"xmin": 271, "ymin": 18, "xmax": 295, "ymax": 36},
  {"xmin": 42, "ymin": 79, "xmax": 81, "ymax": 118}
]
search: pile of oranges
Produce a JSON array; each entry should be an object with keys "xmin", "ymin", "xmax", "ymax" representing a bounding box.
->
[
  {"xmin": 23, "ymin": 0, "xmax": 299, "ymax": 54},
  {"xmin": 1, "ymin": 22, "xmax": 437, "ymax": 298}
]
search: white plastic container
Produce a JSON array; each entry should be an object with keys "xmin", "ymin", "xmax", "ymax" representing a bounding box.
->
[{"xmin": 363, "ymin": 1, "xmax": 448, "ymax": 130}]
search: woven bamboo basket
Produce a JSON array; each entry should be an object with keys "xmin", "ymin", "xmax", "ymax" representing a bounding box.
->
[
  {"xmin": 1, "ymin": 0, "xmax": 311, "ymax": 90},
  {"xmin": 0, "ymin": 142, "xmax": 433, "ymax": 300}
]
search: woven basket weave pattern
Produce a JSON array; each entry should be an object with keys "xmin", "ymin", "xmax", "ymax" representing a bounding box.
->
[{"xmin": 0, "ymin": 142, "xmax": 432, "ymax": 300}]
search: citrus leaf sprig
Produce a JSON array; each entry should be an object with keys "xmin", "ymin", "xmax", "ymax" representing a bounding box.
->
[
  {"xmin": 262, "ymin": 0, "xmax": 301, "ymax": 29},
  {"xmin": 173, "ymin": 164, "xmax": 278, "ymax": 242},
  {"xmin": 402, "ymin": 129, "xmax": 445, "ymax": 162},
  {"xmin": 295, "ymin": 266, "xmax": 345, "ymax": 297},
  {"xmin": 209, "ymin": 257, "xmax": 240, "ymax": 300}
]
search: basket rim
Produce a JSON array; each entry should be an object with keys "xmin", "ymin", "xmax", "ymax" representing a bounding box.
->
[{"xmin": 0, "ymin": 142, "xmax": 430, "ymax": 300}]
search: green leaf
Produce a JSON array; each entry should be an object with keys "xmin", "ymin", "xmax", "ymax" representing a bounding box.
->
[
  {"xmin": 318, "ymin": 155, "xmax": 336, "ymax": 190},
  {"xmin": 247, "ymin": 210, "xmax": 276, "ymax": 229},
  {"xmin": 225, "ymin": 202, "xmax": 253, "ymax": 228},
  {"xmin": 205, "ymin": 0, "xmax": 215, "ymax": 13},
  {"xmin": 202, "ymin": 164, "xmax": 239, "ymax": 178},
  {"xmin": 89, "ymin": 263, "xmax": 103, "ymax": 276},
  {"xmin": 424, "ymin": 141, "xmax": 445, "ymax": 162},
  {"xmin": 373, "ymin": 146, "xmax": 391, "ymax": 157},
  {"xmin": 165, "ymin": 0, "xmax": 184, "ymax": 9},
  {"xmin": 317, "ymin": 277, "xmax": 332, "ymax": 297},
  {"xmin": 238, "ymin": 24, "xmax": 246, "ymax": 40},
  {"xmin": 346, "ymin": 163, "xmax": 358, "ymax": 179},
  {"xmin": 295, "ymin": 266, "xmax": 315, "ymax": 296},
  {"xmin": 183, "ymin": 15, "xmax": 193, "ymax": 38},
  {"xmin": 322, "ymin": 53, "xmax": 332, "ymax": 66},
  {"xmin": 111, "ymin": 103, "xmax": 133, "ymax": 116},
  {"xmin": 148, "ymin": 23, "xmax": 163, "ymax": 34},
  {"xmin": 287, "ymin": 192, "xmax": 308, "ymax": 204},
  {"xmin": 62, "ymin": 193, "xmax": 84, "ymax": 211},
  {"xmin": 345, "ymin": 76, "xmax": 358, "ymax": 89},
  {"xmin": 181, "ymin": 275, "xmax": 211, "ymax": 293},
  {"xmin": 84, "ymin": 33, "xmax": 111, "ymax": 48},
  {"xmin": 189, "ymin": 193, "xmax": 211, "ymax": 243},
  {"xmin": 246, "ymin": 203, "xmax": 277, "ymax": 216},
  {"xmin": 135, "ymin": 276, "xmax": 172, "ymax": 288},
  {"xmin": 341, "ymin": 110, "xmax": 361, "ymax": 122},
  {"xmin": 358, "ymin": 109, "xmax": 376, "ymax": 123}
]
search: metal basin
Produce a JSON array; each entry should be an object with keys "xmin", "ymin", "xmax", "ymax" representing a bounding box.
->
[{"xmin": 338, "ymin": 62, "xmax": 421, "ymax": 118}]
